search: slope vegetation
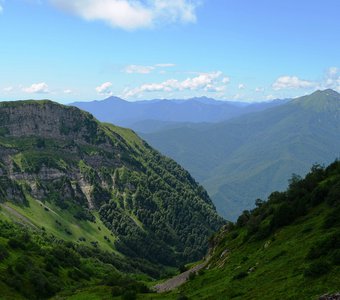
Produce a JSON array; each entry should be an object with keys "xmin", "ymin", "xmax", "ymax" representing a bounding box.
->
[
  {"xmin": 150, "ymin": 160, "xmax": 340, "ymax": 299},
  {"xmin": 143, "ymin": 89, "xmax": 340, "ymax": 220},
  {"xmin": 0, "ymin": 100, "xmax": 224, "ymax": 268}
]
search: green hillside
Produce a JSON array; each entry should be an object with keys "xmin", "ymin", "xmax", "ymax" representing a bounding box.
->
[
  {"xmin": 0, "ymin": 100, "xmax": 224, "ymax": 299},
  {"xmin": 142, "ymin": 89, "xmax": 340, "ymax": 220},
  {"xmin": 149, "ymin": 160, "xmax": 340, "ymax": 299}
]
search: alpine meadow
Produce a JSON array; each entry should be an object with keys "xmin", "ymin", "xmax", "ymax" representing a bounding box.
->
[{"xmin": 0, "ymin": 1, "xmax": 339, "ymax": 300}]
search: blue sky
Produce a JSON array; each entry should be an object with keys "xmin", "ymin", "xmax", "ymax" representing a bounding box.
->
[{"xmin": 0, "ymin": 0, "xmax": 339, "ymax": 103}]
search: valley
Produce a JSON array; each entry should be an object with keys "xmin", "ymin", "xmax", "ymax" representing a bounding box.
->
[{"xmin": 1, "ymin": 1, "xmax": 339, "ymax": 299}]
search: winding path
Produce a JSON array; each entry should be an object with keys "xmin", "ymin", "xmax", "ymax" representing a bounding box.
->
[{"xmin": 154, "ymin": 262, "xmax": 206, "ymax": 293}]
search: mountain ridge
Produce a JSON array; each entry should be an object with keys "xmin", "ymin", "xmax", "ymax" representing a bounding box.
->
[
  {"xmin": 71, "ymin": 96, "xmax": 290, "ymax": 132},
  {"xmin": 0, "ymin": 100, "xmax": 224, "ymax": 266},
  {"xmin": 142, "ymin": 89, "xmax": 340, "ymax": 220}
]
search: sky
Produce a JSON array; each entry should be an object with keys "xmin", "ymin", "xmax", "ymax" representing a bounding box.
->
[{"xmin": 0, "ymin": 0, "xmax": 339, "ymax": 103}]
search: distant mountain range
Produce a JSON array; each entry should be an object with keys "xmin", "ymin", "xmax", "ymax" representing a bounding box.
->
[
  {"xmin": 72, "ymin": 96, "xmax": 289, "ymax": 133},
  {"xmin": 142, "ymin": 89, "xmax": 340, "ymax": 220}
]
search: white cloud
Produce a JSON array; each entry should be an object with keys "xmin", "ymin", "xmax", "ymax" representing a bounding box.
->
[
  {"xmin": 238, "ymin": 83, "xmax": 245, "ymax": 90},
  {"xmin": 23, "ymin": 82, "xmax": 50, "ymax": 94},
  {"xmin": 222, "ymin": 77, "xmax": 230, "ymax": 84},
  {"xmin": 123, "ymin": 71, "xmax": 228, "ymax": 98},
  {"xmin": 255, "ymin": 87, "xmax": 264, "ymax": 92},
  {"xmin": 0, "ymin": 5, "xmax": 3, "ymax": 14},
  {"xmin": 266, "ymin": 94, "xmax": 275, "ymax": 100},
  {"xmin": 272, "ymin": 76, "xmax": 316, "ymax": 90},
  {"xmin": 96, "ymin": 82, "xmax": 113, "ymax": 96},
  {"xmin": 324, "ymin": 67, "xmax": 340, "ymax": 91},
  {"xmin": 63, "ymin": 89, "xmax": 72, "ymax": 94},
  {"xmin": 233, "ymin": 93, "xmax": 242, "ymax": 100},
  {"xmin": 154, "ymin": 63, "xmax": 176, "ymax": 68},
  {"xmin": 50, "ymin": 0, "xmax": 198, "ymax": 30},
  {"xmin": 124, "ymin": 63, "xmax": 176, "ymax": 74},
  {"xmin": 3, "ymin": 86, "xmax": 14, "ymax": 93},
  {"xmin": 125, "ymin": 65, "xmax": 155, "ymax": 74}
]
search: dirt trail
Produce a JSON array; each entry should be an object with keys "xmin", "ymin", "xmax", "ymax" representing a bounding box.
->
[{"xmin": 154, "ymin": 262, "xmax": 206, "ymax": 293}]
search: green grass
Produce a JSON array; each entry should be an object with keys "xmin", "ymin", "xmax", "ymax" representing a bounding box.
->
[
  {"xmin": 144, "ymin": 203, "xmax": 339, "ymax": 299},
  {"xmin": 50, "ymin": 286, "xmax": 114, "ymax": 300},
  {"xmin": 103, "ymin": 123, "xmax": 144, "ymax": 149},
  {"xmin": 0, "ymin": 196, "xmax": 118, "ymax": 254},
  {"xmin": 0, "ymin": 281, "xmax": 26, "ymax": 300}
]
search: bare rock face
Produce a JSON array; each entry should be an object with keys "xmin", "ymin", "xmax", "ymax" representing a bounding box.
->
[
  {"xmin": 0, "ymin": 101, "xmax": 98, "ymax": 142},
  {"xmin": 0, "ymin": 101, "xmax": 121, "ymax": 210}
]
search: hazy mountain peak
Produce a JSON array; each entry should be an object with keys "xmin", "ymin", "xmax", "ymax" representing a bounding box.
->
[
  {"xmin": 102, "ymin": 96, "xmax": 126, "ymax": 102},
  {"xmin": 292, "ymin": 89, "xmax": 340, "ymax": 112}
]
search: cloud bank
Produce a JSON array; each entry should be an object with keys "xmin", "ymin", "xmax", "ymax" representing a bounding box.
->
[
  {"xmin": 96, "ymin": 82, "xmax": 113, "ymax": 96},
  {"xmin": 272, "ymin": 67, "xmax": 340, "ymax": 92},
  {"xmin": 272, "ymin": 76, "xmax": 316, "ymax": 90},
  {"xmin": 324, "ymin": 67, "xmax": 340, "ymax": 91},
  {"xmin": 23, "ymin": 82, "xmax": 50, "ymax": 94},
  {"xmin": 50, "ymin": 0, "xmax": 198, "ymax": 30},
  {"xmin": 123, "ymin": 71, "xmax": 228, "ymax": 98},
  {"xmin": 124, "ymin": 63, "xmax": 175, "ymax": 74}
]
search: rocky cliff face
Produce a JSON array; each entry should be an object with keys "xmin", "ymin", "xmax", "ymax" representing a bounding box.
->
[
  {"xmin": 0, "ymin": 101, "xmax": 101, "ymax": 142},
  {"xmin": 0, "ymin": 100, "xmax": 224, "ymax": 266}
]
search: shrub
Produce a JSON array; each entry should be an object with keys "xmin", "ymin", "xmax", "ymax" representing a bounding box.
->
[
  {"xmin": 122, "ymin": 290, "xmax": 136, "ymax": 300},
  {"xmin": 270, "ymin": 203, "xmax": 294, "ymax": 229},
  {"xmin": 326, "ymin": 182, "xmax": 340, "ymax": 206},
  {"xmin": 307, "ymin": 232, "xmax": 340, "ymax": 260},
  {"xmin": 188, "ymin": 272, "xmax": 196, "ymax": 280},
  {"xmin": 179, "ymin": 265, "xmax": 187, "ymax": 273},
  {"xmin": 111, "ymin": 286, "xmax": 123, "ymax": 297},
  {"xmin": 14, "ymin": 256, "xmax": 31, "ymax": 273},
  {"xmin": 0, "ymin": 244, "xmax": 9, "ymax": 261},
  {"xmin": 331, "ymin": 249, "xmax": 340, "ymax": 265},
  {"xmin": 323, "ymin": 207, "xmax": 340, "ymax": 229},
  {"xmin": 177, "ymin": 294, "xmax": 189, "ymax": 300},
  {"xmin": 8, "ymin": 238, "xmax": 26, "ymax": 250},
  {"xmin": 232, "ymin": 271, "xmax": 248, "ymax": 280},
  {"xmin": 304, "ymin": 259, "xmax": 331, "ymax": 278}
]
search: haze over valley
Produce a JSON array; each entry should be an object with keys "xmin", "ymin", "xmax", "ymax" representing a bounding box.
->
[{"xmin": 0, "ymin": 0, "xmax": 339, "ymax": 299}]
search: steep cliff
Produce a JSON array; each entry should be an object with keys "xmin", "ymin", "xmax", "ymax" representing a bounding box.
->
[{"xmin": 0, "ymin": 100, "xmax": 224, "ymax": 266}]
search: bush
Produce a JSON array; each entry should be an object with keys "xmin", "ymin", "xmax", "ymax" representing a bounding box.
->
[
  {"xmin": 177, "ymin": 294, "xmax": 189, "ymax": 300},
  {"xmin": 179, "ymin": 264, "xmax": 187, "ymax": 273},
  {"xmin": 111, "ymin": 286, "xmax": 123, "ymax": 297},
  {"xmin": 122, "ymin": 290, "xmax": 136, "ymax": 300},
  {"xmin": 323, "ymin": 207, "xmax": 340, "ymax": 229},
  {"xmin": 326, "ymin": 182, "xmax": 340, "ymax": 206},
  {"xmin": 270, "ymin": 203, "xmax": 294, "ymax": 229},
  {"xmin": 331, "ymin": 249, "xmax": 340, "ymax": 265},
  {"xmin": 304, "ymin": 260, "xmax": 331, "ymax": 278},
  {"xmin": 307, "ymin": 232, "xmax": 340, "ymax": 260},
  {"xmin": 188, "ymin": 272, "xmax": 196, "ymax": 280},
  {"xmin": 14, "ymin": 256, "xmax": 32, "ymax": 273},
  {"xmin": 0, "ymin": 244, "xmax": 9, "ymax": 261},
  {"xmin": 8, "ymin": 238, "xmax": 26, "ymax": 250},
  {"xmin": 232, "ymin": 271, "xmax": 248, "ymax": 280}
]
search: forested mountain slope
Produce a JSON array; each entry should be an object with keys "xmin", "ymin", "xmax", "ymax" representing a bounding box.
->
[
  {"xmin": 151, "ymin": 160, "xmax": 340, "ymax": 299},
  {"xmin": 143, "ymin": 89, "xmax": 340, "ymax": 220},
  {"xmin": 0, "ymin": 100, "xmax": 224, "ymax": 268}
]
